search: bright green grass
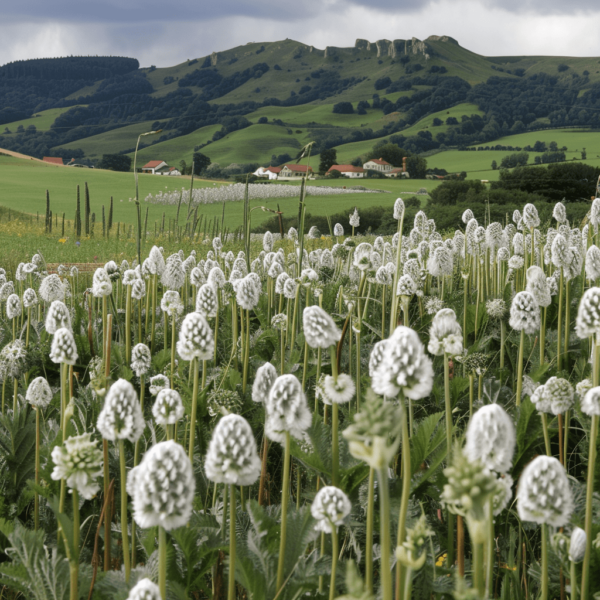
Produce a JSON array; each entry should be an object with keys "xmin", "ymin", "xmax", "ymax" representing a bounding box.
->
[
  {"xmin": 57, "ymin": 120, "xmax": 163, "ymax": 158},
  {"xmin": 1, "ymin": 106, "xmax": 85, "ymax": 133}
]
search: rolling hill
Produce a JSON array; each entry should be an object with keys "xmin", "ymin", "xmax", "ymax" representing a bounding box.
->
[{"xmin": 3, "ymin": 36, "xmax": 600, "ymax": 175}]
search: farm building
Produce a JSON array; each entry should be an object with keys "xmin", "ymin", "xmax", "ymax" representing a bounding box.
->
[
  {"xmin": 279, "ymin": 164, "xmax": 313, "ymax": 179},
  {"xmin": 142, "ymin": 160, "xmax": 170, "ymax": 174},
  {"xmin": 253, "ymin": 166, "xmax": 281, "ymax": 180},
  {"xmin": 363, "ymin": 158, "xmax": 392, "ymax": 172},
  {"xmin": 326, "ymin": 165, "xmax": 365, "ymax": 178}
]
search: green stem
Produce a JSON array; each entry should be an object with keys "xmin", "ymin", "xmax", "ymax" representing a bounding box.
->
[
  {"xmin": 118, "ymin": 440, "xmax": 131, "ymax": 582},
  {"xmin": 516, "ymin": 329, "xmax": 525, "ymax": 407},
  {"xmin": 376, "ymin": 467, "xmax": 392, "ymax": 600},
  {"xmin": 188, "ymin": 358, "xmax": 199, "ymax": 465},
  {"xmin": 571, "ymin": 560, "xmax": 578, "ymax": 600},
  {"xmin": 541, "ymin": 524, "xmax": 548, "ymax": 600},
  {"xmin": 395, "ymin": 395, "xmax": 411, "ymax": 600},
  {"xmin": 473, "ymin": 541, "xmax": 484, "ymax": 598},
  {"xmin": 170, "ymin": 313, "xmax": 176, "ymax": 385},
  {"xmin": 70, "ymin": 488, "xmax": 80, "ymax": 600},
  {"xmin": 125, "ymin": 285, "xmax": 132, "ymax": 365},
  {"xmin": 159, "ymin": 526, "xmax": 167, "ymax": 600},
  {"xmin": 557, "ymin": 268, "xmax": 564, "ymax": 371},
  {"xmin": 541, "ymin": 413, "xmax": 552, "ymax": 456},
  {"xmin": 486, "ymin": 498, "xmax": 494, "ymax": 597},
  {"xmin": 35, "ymin": 408, "xmax": 40, "ymax": 530},
  {"xmin": 276, "ymin": 432, "xmax": 291, "ymax": 592},
  {"xmin": 444, "ymin": 353, "xmax": 455, "ymax": 567},
  {"xmin": 330, "ymin": 346, "xmax": 339, "ymax": 487},
  {"xmin": 581, "ymin": 414, "xmax": 598, "ymax": 600},
  {"xmin": 365, "ymin": 468, "xmax": 374, "ymax": 594},
  {"xmin": 329, "ymin": 527, "xmax": 339, "ymax": 600},
  {"xmin": 242, "ymin": 310, "xmax": 250, "ymax": 394},
  {"xmin": 228, "ymin": 485, "xmax": 236, "ymax": 600}
]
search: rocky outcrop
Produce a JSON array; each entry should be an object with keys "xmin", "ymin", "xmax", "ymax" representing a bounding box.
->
[
  {"xmin": 355, "ymin": 39, "xmax": 372, "ymax": 51},
  {"xmin": 375, "ymin": 39, "xmax": 392, "ymax": 57},
  {"xmin": 426, "ymin": 35, "xmax": 459, "ymax": 45},
  {"xmin": 210, "ymin": 52, "xmax": 218, "ymax": 66}
]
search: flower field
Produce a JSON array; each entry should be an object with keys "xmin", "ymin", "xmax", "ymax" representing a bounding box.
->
[{"xmin": 0, "ymin": 195, "xmax": 600, "ymax": 600}]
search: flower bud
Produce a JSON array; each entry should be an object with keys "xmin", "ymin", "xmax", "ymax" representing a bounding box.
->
[
  {"xmin": 131, "ymin": 343, "xmax": 151, "ymax": 377},
  {"xmin": 252, "ymin": 362, "xmax": 277, "ymax": 404},
  {"xmin": 45, "ymin": 300, "xmax": 71, "ymax": 333},
  {"xmin": 177, "ymin": 312, "xmax": 214, "ymax": 362},
  {"xmin": 97, "ymin": 379, "xmax": 144, "ymax": 442},
  {"xmin": 569, "ymin": 527, "xmax": 586, "ymax": 563},
  {"xmin": 153, "ymin": 389, "xmax": 184, "ymax": 426},
  {"xmin": 303, "ymin": 306, "xmax": 341, "ymax": 349},
  {"xmin": 26, "ymin": 376, "xmax": 53, "ymax": 409},
  {"xmin": 311, "ymin": 486, "xmax": 351, "ymax": 533},
  {"xmin": 50, "ymin": 328, "xmax": 78, "ymax": 365}
]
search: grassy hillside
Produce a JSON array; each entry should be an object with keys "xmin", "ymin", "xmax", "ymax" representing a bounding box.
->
[{"xmin": 2, "ymin": 106, "xmax": 85, "ymax": 133}]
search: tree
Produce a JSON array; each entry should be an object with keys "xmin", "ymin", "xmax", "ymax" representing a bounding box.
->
[
  {"xmin": 319, "ymin": 148, "xmax": 337, "ymax": 174},
  {"xmin": 406, "ymin": 155, "xmax": 428, "ymax": 179},
  {"xmin": 332, "ymin": 102, "xmax": 354, "ymax": 114},
  {"xmin": 432, "ymin": 118, "xmax": 443, "ymax": 126},
  {"xmin": 179, "ymin": 159, "xmax": 187, "ymax": 174},
  {"xmin": 491, "ymin": 160, "xmax": 498, "ymax": 170},
  {"xmin": 192, "ymin": 152, "xmax": 211, "ymax": 175},
  {"xmin": 258, "ymin": 116, "xmax": 268, "ymax": 124},
  {"xmin": 582, "ymin": 148, "xmax": 587, "ymax": 160},
  {"xmin": 97, "ymin": 154, "xmax": 132, "ymax": 172},
  {"xmin": 367, "ymin": 143, "xmax": 407, "ymax": 167}
]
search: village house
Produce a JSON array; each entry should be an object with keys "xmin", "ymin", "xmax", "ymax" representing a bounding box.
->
[
  {"xmin": 362, "ymin": 157, "xmax": 392, "ymax": 173},
  {"xmin": 326, "ymin": 164, "xmax": 365, "ymax": 178},
  {"xmin": 278, "ymin": 164, "xmax": 313, "ymax": 179},
  {"xmin": 385, "ymin": 158, "xmax": 410, "ymax": 178},
  {"xmin": 253, "ymin": 166, "xmax": 281, "ymax": 180},
  {"xmin": 141, "ymin": 160, "xmax": 170, "ymax": 174}
]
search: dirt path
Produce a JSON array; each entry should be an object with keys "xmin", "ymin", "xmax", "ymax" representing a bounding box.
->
[{"xmin": 0, "ymin": 147, "xmax": 70, "ymax": 166}]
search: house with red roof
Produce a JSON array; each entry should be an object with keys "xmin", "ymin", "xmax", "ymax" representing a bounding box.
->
[
  {"xmin": 279, "ymin": 164, "xmax": 313, "ymax": 179},
  {"xmin": 326, "ymin": 164, "xmax": 365, "ymax": 178},
  {"xmin": 43, "ymin": 156, "xmax": 63, "ymax": 165},
  {"xmin": 362, "ymin": 157, "xmax": 392, "ymax": 173},
  {"xmin": 253, "ymin": 166, "xmax": 281, "ymax": 180},
  {"xmin": 141, "ymin": 160, "xmax": 169, "ymax": 174}
]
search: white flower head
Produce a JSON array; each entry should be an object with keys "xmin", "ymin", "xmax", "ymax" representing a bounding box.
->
[
  {"xmin": 553, "ymin": 202, "xmax": 567, "ymax": 224},
  {"xmin": 126, "ymin": 578, "xmax": 161, "ymax": 600},
  {"xmin": 581, "ymin": 386, "xmax": 600, "ymax": 416},
  {"xmin": 530, "ymin": 383, "xmax": 552, "ymax": 414},
  {"xmin": 303, "ymin": 306, "xmax": 341, "ymax": 349},
  {"xmin": 586, "ymin": 246, "xmax": 600, "ymax": 281},
  {"xmin": 576, "ymin": 287, "xmax": 600, "ymax": 339},
  {"xmin": 97, "ymin": 379, "xmax": 144, "ymax": 442},
  {"xmin": 153, "ymin": 389, "xmax": 184, "ymax": 426},
  {"xmin": 372, "ymin": 326, "xmax": 434, "ymax": 400},
  {"xmin": 526, "ymin": 266, "xmax": 551, "ymax": 308},
  {"xmin": 263, "ymin": 231, "xmax": 274, "ymax": 253},
  {"xmin": 50, "ymin": 328, "xmax": 78, "ymax": 365},
  {"xmin": 321, "ymin": 373, "xmax": 355, "ymax": 405},
  {"xmin": 177, "ymin": 312, "xmax": 214, "ymax": 361},
  {"xmin": 162, "ymin": 254, "xmax": 186, "ymax": 290},
  {"xmin": 190, "ymin": 266, "xmax": 205, "ymax": 288},
  {"xmin": 428, "ymin": 308, "xmax": 463, "ymax": 357},
  {"xmin": 349, "ymin": 208, "xmax": 360, "ymax": 228},
  {"xmin": 517, "ymin": 455, "xmax": 573, "ymax": 527},
  {"xmin": 130, "ymin": 440, "xmax": 195, "ymax": 530},
  {"xmin": 369, "ymin": 340, "xmax": 388, "ymax": 377},
  {"xmin": 6, "ymin": 294, "xmax": 21, "ymax": 320},
  {"xmin": 544, "ymin": 377, "xmax": 574, "ymax": 415},
  {"xmin": 92, "ymin": 268, "xmax": 113, "ymax": 298},
  {"xmin": 252, "ymin": 362, "xmax": 278, "ymax": 404},
  {"xmin": 131, "ymin": 279, "xmax": 146, "ymax": 300},
  {"xmin": 522, "ymin": 203, "xmax": 540, "ymax": 229},
  {"xmin": 196, "ymin": 283, "xmax": 218, "ymax": 318},
  {"xmin": 465, "ymin": 404, "xmax": 515, "ymax": 474},
  {"xmin": 552, "ymin": 234, "xmax": 571, "ymax": 269},
  {"xmin": 397, "ymin": 274, "xmax": 417, "ymax": 297},
  {"xmin": 160, "ymin": 290, "xmax": 183, "ymax": 317},
  {"xmin": 283, "ymin": 277, "xmax": 297, "ymax": 300},
  {"xmin": 311, "ymin": 486, "xmax": 351, "ymax": 533},
  {"xmin": 569, "ymin": 527, "xmax": 587, "ymax": 563},
  {"xmin": 236, "ymin": 275, "xmax": 260, "ymax": 310},
  {"xmin": 493, "ymin": 475, "xmax": 514, "ymax": 516},
  {"xmin": 51, "ymin": 433, "xmax": 103, "ymax": 500},
  {"xmin": 122, "ymin": 269, "xmax": 138, "ymax": 286},
  {"xmin": 394, "ymin": 197, "xmax": 405, "ymax": 220},
  {"xmin": 23, "ymin": 288, "xmax": 38, "ymax": 308},
  {"xmin": 45, "ymin": 300, "xmax": 71, "ymax": 334},
  {"xmin": 39, "ymin": 274, "xmax": 65, "ymax": 303},
  {"xmin": 353, "ymin": 243, "xmax": 373, "ymax": 271},
  {"xmin": 334, "ymin": 223, "xmax": 344, "ymax": 237},
  {"xmin": 205, "ymin": 414, "xmax": 261, "ymax": 486},
  {"xmin": 265, "ymin": 374, "xmax": 312, "ymax": 443},
  {"xmin": 131, "ymin": 343, "xmax": 151, "ymax": 377},
  {"xmin": 509, "ymin": 291, "xmax": 540, "ymax": 334},
  {"xmin": 26, "ymin": 376, "xmax": 53, "ymax": 409}
]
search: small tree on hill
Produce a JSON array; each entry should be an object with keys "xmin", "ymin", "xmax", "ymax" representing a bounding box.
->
[
  {"xmin": 319, "ymin": 148, "xmax": 337, "ymax": 174},
  {"xmin": 192, "ymin": 152, "xmax": 211, "ymax": 175},
  {"xmin": 97, "ymin": 154, "xmax": 132, "ymax": 172}
]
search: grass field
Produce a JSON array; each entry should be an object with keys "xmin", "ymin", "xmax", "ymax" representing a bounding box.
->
[
  {"xmin": 2, "ymin": 106, "xmax": 85, "ymax": 133},
  {"xmin": 0, "ymin": 154, "xmax": 439, "ymax": 238}
]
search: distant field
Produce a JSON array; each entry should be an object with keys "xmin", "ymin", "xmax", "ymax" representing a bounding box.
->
[
  {"xmin": 2, "ymin": 106, "xmax": 85, "ymax": 133},
  {"xmin": 0, "ymin": 154, "xmax": 439, "ymax": 232}
]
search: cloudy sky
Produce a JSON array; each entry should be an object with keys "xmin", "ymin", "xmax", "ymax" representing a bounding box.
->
[{"xmin": 1, "ymin": 0, "xmax": 599, "ymax": 67}]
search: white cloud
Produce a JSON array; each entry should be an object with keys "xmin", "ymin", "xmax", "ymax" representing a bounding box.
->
[{"xmin": 1, "ymin": 1, "xmax": 600, "ymax": 68}]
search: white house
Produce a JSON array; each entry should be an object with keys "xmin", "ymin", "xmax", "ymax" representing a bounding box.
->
[
  {"xmin": 142, "ymin": 160, "xmax": 169, "ymax": 174},
  {"xmin": 167, "ymin": 167, "xmax": 181, "ymax": 176},
  {"xmin": 326, "ymin": 164, "xmax": 365, "ymax": 178},
  {"xmin": 362, "ymin": 157, "xmax": 393, "ymax": 173},
  {"xmin": 253, "ymin": 166, "xmax": 280, "ymax": 180}
]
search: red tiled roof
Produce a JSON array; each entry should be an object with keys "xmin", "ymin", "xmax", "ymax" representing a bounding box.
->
[
  {"xmin": 142, "ymin": 160, "xmax": 165, "ymax": 169},
  {"xmin": 168, "ymin": 166, "xmax": 178, "ymax": 171},
  {"xmin": 366, "ymin": 158, "xmax": 391, "ymax": 165},
  {"xmin": 43, "ymin": 156, "xmax": 63, "ymax": 165},
  {"xmin": 327, "ymin": 164, "xmax": 364, "ymax": 173},
  {"xmin": 388, "ymin": 168, "xmax": 405, "ymax": 173},
  {"xmin": 266, "ymin": 166, "xmax": 282, "ymax": 173}
]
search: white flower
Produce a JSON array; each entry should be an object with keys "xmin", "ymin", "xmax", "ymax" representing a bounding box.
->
[
  {"xmin": 428, "ymin": 308, "xmax": 463, "ymax": 357},
  {"xmin": 177, "ymin": 312, "xmax": 214, "ymax": 361},
  {"xmin": 509, "ymin": 291, "xmax": 540, "ymax": 334},
  {"xmin": 275, "ymin": 272, "xmax": 289, "ymax": 295},
  {"xmin": 544, "ymin": 377, "xmax": 574, "ymax": 415},
  {"xmin": 51, "ymin": 433, "xmax": 103, "ymax": 500},
  {"xmin": 581, "ymin": 386, "xmax": 600, "ymax": 416},
  {"xmin": 39, "ymin": 274, "xmax": 65, "ymax": 303},
  {"xmin": 130, "ymin": 440, "xmax": 195, "ymax": 530},
  {"xmin": 265, "ymin": 374, "xmax": 312, "ymax": 443},
  {"xmin": 586, "ymin": 245, "xmax": 600, "ymax": 280},
  {"xmin": 522, "ymin": 203, "xmax": 540, "ymax": 229},
  {"xmin": 50, "ymin": 328, "xmax": 78, "ymax": 365},
  {"xmin": 576, "ymin": 287, "xmax": 600, "ymax": 339},
  {"xmin": 303, "ymin": 306, "xmax": 341, "ymax": 349},
  {"xmin": 393, "ymin": 197, "xmax": 405, "ymax": 221},
  {"xmin": 97, "ymin": 379, "xmax": 144, "ymax": 442},
  {"xmin": 569, "ymin": 527, "xmax": 587, "ymax": 563},
  {"xmin": 263, "ymin": 231, "xmax": 274, "ymax": 253},
  {"xmin": 160, "ymin": 290, "xmax": 183, "ymax": 317},
  {"xmin": 334, "ymin": 223, "xmax": 344, "ymax": 237},
  {"xmin": 196, "ymin": 283, "xmax": 218, "ymax": 318},
  {"xmin": 396, "ymin": 274, "xmax": 417, "ymax": 297},
  {"xmin": 576, "ymin": 378, "xmax": 593, "ymax": 399},
  {"xmin": 190, "ymin": 266, "xmax": 205, "ymax": 287},
  {"xmin": 205, "ymin": 414, "xmax": 261, "ymax": 485},
  {"xmin": 45, "ymin": 300, "xmax": 71, "ymax": 333},
  {"xmin": 132, "ymin": 279, "xmax": 146, "ymax": 300},
  {"xmin": 369, "ymin": 340, "xmax": 388, "ymax": 377},
  {"xmin": 153, "ymin": 389, "xmax": 184, "ymax": 426},
  {"xmin": 92, "ymin": 268, "xmax": 113, "ymax": 298},
  {"xmin": 372, "ymin": 326, "xmax": 434, "ymax": 400},
  {"xmin": 353, "ymin": 243, "xmax": 373, "ymax": 271},
  {"xmin": 6, "ymin": 294, "xmax": 21, "ymax": 320},
  {"xmin": 553, "ymin": 202, "xmax": 567, "ymax": 224},
  {"xmin": 526, "ymin": 266, "xmax": 551, "ymax": 308},
  {"xmin": 122, "ymin": 269, "xmax": 138, "ymax": 286},
  {"xmin": 149, "ymin": 375, "xmax": 170, "ymax": 396},
  {"xmin": 207, "ymin": 266, "xmax": 226, "ymax": 289},
  {"xmin": 551, "ymin": 234, "xmax": 571, "ymax": 269},
  {"xmin": 321, "ymin": 373, "xmax": 355, "ymax": 405},
  {"xmin": 283, "ymin": 277, "xmax": 297, "ymax": 300},
  {"xmin": 236, "ymin": 275, "xmax": 260, "ymax": 310},
  {"xmin": 162, "ymin": 254, "xmax": 186, "ymax": 290},
  {"xmin": 462, "ymin": 209, "xmax": 474, "ymax": 224},
  {"xmin": 26, "ymin": 376, "xmax": 53, "ymax": 409},
  {"xmin": 530, "ymin": 383, "xmax": 552, "ymax": 414},
  {"xmin": 126, "ymin": 578, "xmax": 161, "ymax": 600},
  {"xmin": 131, "ymin": 343, "xmax": 152, "ymax": 377},
  {"xmin": 517, "ymin": 455, "xmax": 573, "ymax": 527},
  {"xmin": 23, "ymin": 288, "xmax": 38, "ymax": 308},
  {"xmin": 311, "ymin": 486, "xmax": 351, "ymax": 533},
  {"xmin": 349, "ymin": 208, "xmax": 360, "ymax": 228},
  {"xmin": 464, "ymin": 404, "xmax": 515, "ymax": 474},
  {"xmin": 252, "ymin": 362, "xmax": 278, "ymax": 404}
]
